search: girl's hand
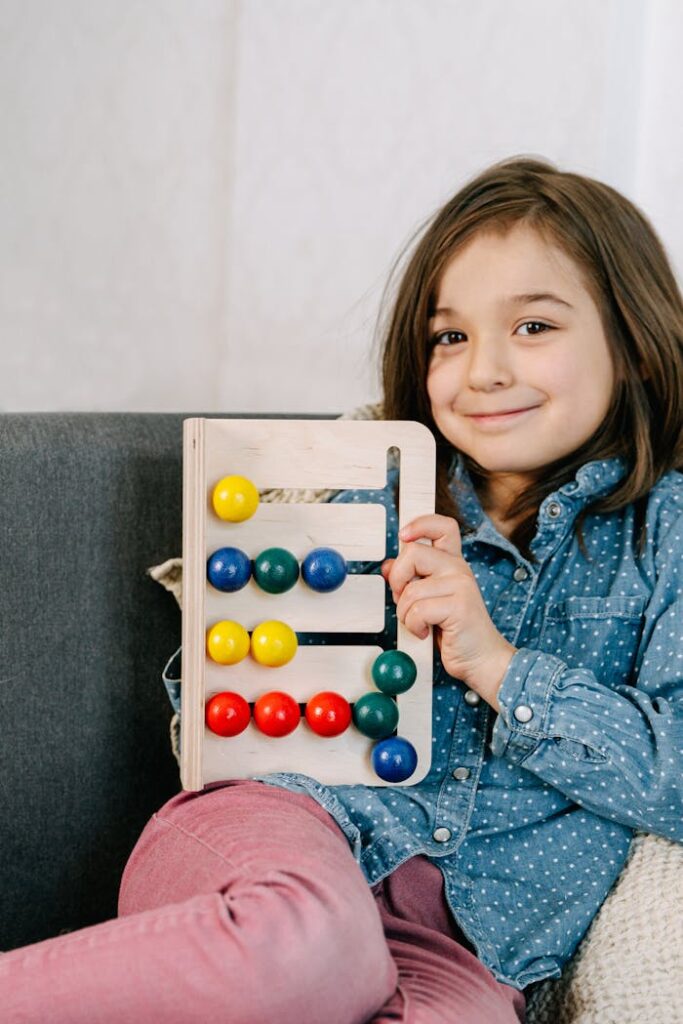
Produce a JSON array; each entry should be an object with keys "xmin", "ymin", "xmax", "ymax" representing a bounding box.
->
[{"xmin": 380, "ymin": 515, "xmax": 517, "ymax": 711}]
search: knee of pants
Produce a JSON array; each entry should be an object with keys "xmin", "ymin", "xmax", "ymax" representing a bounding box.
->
[
  {"xmin": 119, "ymin": 783, "xmax": 357, "ymax": 916},
  {"xmin": 118, "ymin": 786, "xmax": 397, "ymax": 1020},
  {"xmin": 118, "ymin": 865, "xmax": 398, "ymax": 1024},
  {"xmin": 217, "ymin": 868, "xmax": 397, "ymax": 1016}
]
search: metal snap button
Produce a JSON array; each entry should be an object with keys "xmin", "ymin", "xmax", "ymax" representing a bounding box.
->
[
  {"xmin": 464, "ymin": 689, "xmax": 481, "ymax": 706},
  {"xmin": 433, "ymin": 827, "xmax": 452, "ymax": 843},
  {"xmin": 547, "ymin": 501, "xmax": 562, "ymax": 519},
  {"xmin": 513, "ymin": 565, "xmax": 529, "ymax": 582},
  {"xmin": 452, "ymin": 767, "xmax": 471, "ymax": 781},
  {"xmin": 513, "ymin": 704, "xmax": 534, "ymax": 723}
]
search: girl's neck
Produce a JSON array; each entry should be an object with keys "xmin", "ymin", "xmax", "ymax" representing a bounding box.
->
[{"xmin": 478, "ymin": 473, "xmax": 531, "ymax": 540}]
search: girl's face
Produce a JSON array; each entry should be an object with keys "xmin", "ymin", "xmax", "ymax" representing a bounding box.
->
[{"xmin": 426, "ymin": 222, "xmax": 615, "ymax": 505}]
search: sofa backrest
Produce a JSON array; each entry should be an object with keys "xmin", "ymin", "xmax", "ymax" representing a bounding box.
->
[{"xmin": 0, "ymin": 412, "xmax": 330, "ymax": 950}]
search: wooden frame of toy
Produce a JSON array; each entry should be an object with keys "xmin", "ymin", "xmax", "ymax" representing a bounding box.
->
[{"xmin": 181, "ymin": 418, "xmax": 436, "ymax": 790}]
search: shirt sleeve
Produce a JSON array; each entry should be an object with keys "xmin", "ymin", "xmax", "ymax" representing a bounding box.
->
[{"xmin": 489, "ymin": 512, "xmax": 683, "ymax": 844}]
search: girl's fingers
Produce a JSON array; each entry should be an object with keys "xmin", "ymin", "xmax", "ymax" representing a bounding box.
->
[
  {"xmin": 380, "ymin": 558, "xmax": 394, "ymax": 578},
  {"xmin": 400, "ymin": 594, "xmax": 456, "ymax": 639},
  {"xmin": 396, "ymin": 576, "xmax": 468, "ymax": 638},
  {"xmin": 384, "ymin": 541, "xmax": 461, "ymax": 596},
  {"xmin": 399, "ymin": 515, "xmax": 462, "ymax": 557},
  {"xmin": 395, "ymin": 575, "xmax": 459, "ymax": 623}
]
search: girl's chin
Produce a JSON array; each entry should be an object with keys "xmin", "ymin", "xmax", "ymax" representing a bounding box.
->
[
  {"xmin": 460, "ymin": 452, "xmax": 547, "ymax": 478},
  {"xmin": 476, "ymin": 463, "xmax": 543, "ymax": 477}
]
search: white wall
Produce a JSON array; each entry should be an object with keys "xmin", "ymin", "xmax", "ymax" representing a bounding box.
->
[
  {"xmin": 0, "ymin": 0, "xmax": 239, "ymax": 411},
  {"xmin": 1, "ymin": 0, "xmax": 681, "ymax": 413}
]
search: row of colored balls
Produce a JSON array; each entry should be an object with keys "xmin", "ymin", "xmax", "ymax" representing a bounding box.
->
[
  {"xmin": 207, "ymin": 619, "xmax": 298, "ymax": 667},
  {"xmin": 206, "ymin": 645, "xmax": 417, "ymax": 733},
  {"xmin": 205, "ymin": 689, "xmax": 419, "ymax": 783},
  {"xmin": 208, "ymin": 618, "xmax": 417, "ymax": 706},
  {"xmin": 208, "ymin": 546, "xmax": 347, "ymax": 594}
]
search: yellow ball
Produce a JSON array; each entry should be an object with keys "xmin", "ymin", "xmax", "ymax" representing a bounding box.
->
[
  {"xmin": 250, "ymin": 620, "xmax": 298, "ymax": 667},
  {"xmin": 212, "ymin": 475, "xmax": 259, "ymax": 522},
  {"xmin": 206, "ymin": 620, "xmax": 251, "ymax": 665}
]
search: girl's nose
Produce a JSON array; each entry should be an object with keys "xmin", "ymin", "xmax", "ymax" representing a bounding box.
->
[{"xmin": 466, "ymin": 339, "xmax": 512, "ymax": 391}]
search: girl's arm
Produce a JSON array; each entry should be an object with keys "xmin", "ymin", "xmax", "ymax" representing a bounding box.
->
[
  {"xmin": 488, "ymin": 561, "xmax": 683, "ymax": 843},
  {"xmin": 386, "ymin": 509, "xmax": 683, "ymax": 844}
]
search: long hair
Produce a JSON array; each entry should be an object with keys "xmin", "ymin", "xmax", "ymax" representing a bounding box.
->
[{"xmin": 378, "ymin": 156, "xmax": 683, "ymax": 557}]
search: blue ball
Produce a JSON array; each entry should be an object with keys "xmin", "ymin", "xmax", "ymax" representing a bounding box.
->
[
  {"xmin": 371, "ymin": 736, "xmax": 418, "ymax": 783},
  {"xmin": 301, "ymin": 547, "xmax": 347, "ymax": 593},
  {"xmin": 207, "ymin": 547, "xmax": 252, "ymax": 592}
]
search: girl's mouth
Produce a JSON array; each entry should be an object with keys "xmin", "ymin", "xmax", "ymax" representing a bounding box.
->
[{"xmin": 465, "ymin": 406, "xmax": 541, "ymax": 427}]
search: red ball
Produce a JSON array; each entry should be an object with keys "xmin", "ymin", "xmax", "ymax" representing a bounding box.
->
[
  {"xmin": 305, "ymin": 691, "xmax": 352, "ymax": 737},
  {"xmin": 205, "ymin": 692, "xmax": 251, "ymax": 737},
  {"xmin": 253, "ymin": 691, "xmax": 301, "ymax": 737}
]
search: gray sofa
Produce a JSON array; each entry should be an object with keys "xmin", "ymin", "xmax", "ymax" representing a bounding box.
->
[{"xmin": 0, "ymin": 413, "xmax": 244, "ymax": 951}]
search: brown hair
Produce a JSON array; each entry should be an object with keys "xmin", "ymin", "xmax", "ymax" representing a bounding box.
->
[{"xmin": 378, "ymin": 155, "xmax": 683, "ymax": 558}]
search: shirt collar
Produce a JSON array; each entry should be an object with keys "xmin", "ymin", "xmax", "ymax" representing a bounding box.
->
[
  {"xmin": 557, "ymin": 456, "xmax": 629, "ymax": 501},
  {"xmin": 449, "ymin": 452, "xmax": 629, "ymax": 533}
]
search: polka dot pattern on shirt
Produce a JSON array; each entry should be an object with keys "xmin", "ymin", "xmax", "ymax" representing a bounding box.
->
[{"xmin": 251, "ymin": 456, "xmax": 683, "ymax": 990}]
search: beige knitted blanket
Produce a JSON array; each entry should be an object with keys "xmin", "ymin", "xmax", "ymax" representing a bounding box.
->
[{"xmin": 150, "ymin": 404, "xmax": 683, "ymax": 1023}]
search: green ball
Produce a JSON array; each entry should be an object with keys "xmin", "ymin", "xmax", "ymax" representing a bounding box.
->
[
  {"xmin": 253, "ymin": 547, "xmax": 300, "ymax": 594},
  {"xmin": 352, "ymin": 692, "xmax": 399, "ymax": 739},
  {"xmin": 371, "ymin": 650, "xmax": 418, "ymax": 695}
]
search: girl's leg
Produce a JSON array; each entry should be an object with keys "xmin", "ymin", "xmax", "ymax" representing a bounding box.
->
[
  {"xmin": 1, "ymin": 780, "xmax": 397, "ymax": 1024},
  {"xmin": 368, "ymin": 856, "xmax": 526, "ymax": 1024}
]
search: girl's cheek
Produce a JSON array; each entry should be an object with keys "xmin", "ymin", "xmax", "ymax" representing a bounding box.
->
[{"xmin": 426, "ymin": 362, "xmax": 456, "ymax": 406}]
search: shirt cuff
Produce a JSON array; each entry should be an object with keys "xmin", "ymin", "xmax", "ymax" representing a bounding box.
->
[{"xmin": 489, "ymin": 648, "xmax": 565, "ymax": 761}]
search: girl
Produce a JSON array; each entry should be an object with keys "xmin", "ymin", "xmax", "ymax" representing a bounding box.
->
[{"xmin": 3, "ymin": 156, "xmax": 682, "ymax": 1024}]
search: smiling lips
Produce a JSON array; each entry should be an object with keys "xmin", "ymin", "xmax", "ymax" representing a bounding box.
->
[{"xmin": 464, "ymin": 405, "xmax": 541, "ymax": 425}]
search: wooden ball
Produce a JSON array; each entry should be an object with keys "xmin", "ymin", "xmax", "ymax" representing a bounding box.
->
[
  {"xmin": 352, "ymin": 692, "xmax": 399, "ymax": 739},
  {"xmin": 372, "ymin": 736, "xmax": 418, "ymax": 782},
  {"xmin": 250, "ymin": 620, "xmax": 298, "ymax": 667},
  {"xmin": 305, "ymin": 691, "xmax": 352, "ymax": 737},
  {"xmin": 206, "ymin": 620, "xmax": 250, "ymax": 665},
  {"xmin": 253, "ymin": 691, "xmax": 301, "ymax": 737},
  {"xmin": 212, "ymin": 475, "xmax": 259, "ymax": 522},
  {"xmin": 371, "ymin": 650, "xmax": 417, "ymax": 695},
  {"xmin": 205, "ymin": 692, "xmax": 251, "ymax": 737},
  {"xmin": 207, "ymin": 547, "xmax": 252, "ymax": 592},
  {"xmin": 253, "ymin": 547, "xmax": 299, "ymax": 594},
  {"xmin": 301, "ymin": 547, "xmax": 347, "ymax": 592}
]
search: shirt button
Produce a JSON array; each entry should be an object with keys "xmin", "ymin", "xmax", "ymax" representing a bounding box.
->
[
  {"xmin": 513, "ymin": 704, "xmax": 534, "ymax": 723},
  {"xmin": 433, "ymin": 827, "xmax": 452, "ymax": 843},
  {"xmin": 513, "ymin": 565, "xmax": 529, "ymax": 582},
  {"xmin": 547, "ymin": 501, "xmax": 562, "ymax": 519},
  {"xmin": 464, "ymin": 689, "xmax": 481, "ymax": 706},
  {"xmin": 452, "ymin": 766, "xmax": 471, "ymax": 781}
]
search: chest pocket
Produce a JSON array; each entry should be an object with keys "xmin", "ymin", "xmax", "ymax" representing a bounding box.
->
[{"xmin": 538, "ymin": 595, "xmax": 646, "ymax": 687}]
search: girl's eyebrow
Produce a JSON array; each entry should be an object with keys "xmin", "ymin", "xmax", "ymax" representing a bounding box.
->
[
  {"xmin": 431, "ymin": 292, "xmax": 575, "ymax": 318},
  {"xmin": 507, "ymin": 291, "xmax": 574, "ymax": 309}
]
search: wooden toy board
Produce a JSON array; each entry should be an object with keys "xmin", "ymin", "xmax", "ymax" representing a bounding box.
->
[{"xmin": 181, "ymin": 418, "xmax": 436, "ymax": 790}]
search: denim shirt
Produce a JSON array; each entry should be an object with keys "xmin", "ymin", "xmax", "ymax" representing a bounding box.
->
[{"xmin": 165, "ymin": 456, "xmax": 683, "ymax": 990}]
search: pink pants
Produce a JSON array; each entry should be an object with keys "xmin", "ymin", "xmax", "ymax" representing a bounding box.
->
[{"xmin": 1, "ymin": 781, "xmax": 525, "ymax": 1023}]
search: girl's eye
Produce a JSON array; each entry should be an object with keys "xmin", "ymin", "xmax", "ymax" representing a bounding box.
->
[
  {"xmin": 430, "ymin": 330, "xmax": 466, "ymax": 347},
  {"xmin": 430, "ymin": 322, "xmax": 553, "ymax": 348},
  {"xmin": 516, "ymin": 321, "xmax": 552, "ymax": 336}
]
